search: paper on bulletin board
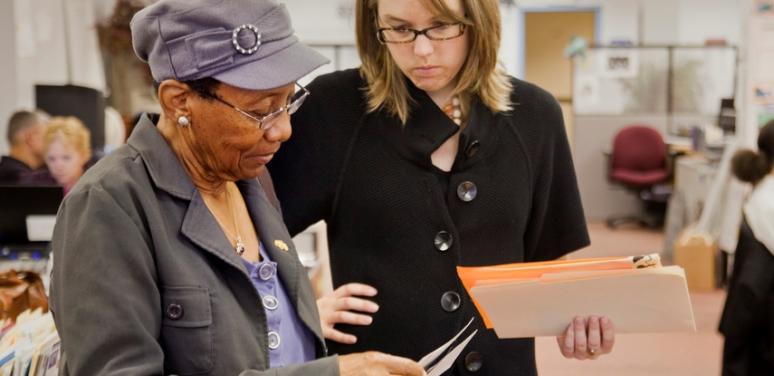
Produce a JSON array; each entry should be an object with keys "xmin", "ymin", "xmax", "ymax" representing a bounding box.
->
[
  {"xmin": 597, "ymin": 49, "xmax": 638, "ymax": 78},
  {"xmin": 573, "ymin": 75, "xmax": 601, "ymax": 108}
]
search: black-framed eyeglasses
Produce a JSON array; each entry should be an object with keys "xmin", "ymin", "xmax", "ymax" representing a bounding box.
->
[
  {"xmin": 203, "ymin": 82, "xmax": 310, "ymax": 130},
  {"xmin": 376, "ymin": 23, "xmax": 465, "ymax": 44}
]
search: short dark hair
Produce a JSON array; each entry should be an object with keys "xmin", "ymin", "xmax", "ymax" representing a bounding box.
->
[
  {"xmin": 153, "ymin": 78, "xmax": 221, "ymax": 100},
  {"xmin": 7, "ymin": 110, "xmax": 47, "ymax": 144}
]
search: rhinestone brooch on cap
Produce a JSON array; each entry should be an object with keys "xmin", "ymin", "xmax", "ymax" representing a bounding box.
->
[{"xmin": 232, "ymin": 24, "xmax": 261, "ymax": 55}]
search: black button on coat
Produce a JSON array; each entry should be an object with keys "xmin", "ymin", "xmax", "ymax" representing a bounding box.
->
[{"xmin": 270, "ymin": 69, "xmax": 590, "ymax": 375}]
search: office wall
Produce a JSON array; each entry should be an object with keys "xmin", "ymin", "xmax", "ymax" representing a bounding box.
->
[
  {"xmin": 677, "ymin": 0, "xmax": 741, "ymax": 45},
  {"xmin": 0, "ymin": 0, "xmax": 105, "ymax": 155},
  {"xmin": 0, "ymin": 0, "xmax": 25, "ymax": 154}
]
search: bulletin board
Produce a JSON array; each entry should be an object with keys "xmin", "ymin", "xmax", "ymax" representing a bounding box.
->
[{"xmin": 573, "ymin": 46, "xmax": 738, "ymax": 135}]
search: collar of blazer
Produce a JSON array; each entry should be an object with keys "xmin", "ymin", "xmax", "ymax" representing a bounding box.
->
[
  {"xmin": 126, "ymin": 114, "xmax": 325, "ymax": 346},
  {"xmin": 375, "ymin": 82, "xmax": 499, "ymax": 170}
]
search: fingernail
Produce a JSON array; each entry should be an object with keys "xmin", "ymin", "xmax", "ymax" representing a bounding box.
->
[
  {"xmin": 601, "ymin": 317, "xmax": 609, "ymax": 325},
  {"xmin": 575, "ymin": 317, "xmax": 584, "ymax": 325},
  {"xmin": 364, "ymin": 316, "xmax": 373, "ymax": 324}
]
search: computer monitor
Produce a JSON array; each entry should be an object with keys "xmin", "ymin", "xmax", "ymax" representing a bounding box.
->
[
  {"xmin": 0, "ymin": 185, "xmax": 64, "ymax": 244},
  {"xmin": 35, "ymin": 84, "xmax": 106, "ymax": 152}
]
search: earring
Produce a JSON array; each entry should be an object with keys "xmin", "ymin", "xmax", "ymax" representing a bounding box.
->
[{"xmin": 177, "ymin": 115, "xmax": 190, "ymax": 127}]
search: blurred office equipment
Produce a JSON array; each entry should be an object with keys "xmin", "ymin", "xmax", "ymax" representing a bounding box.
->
[
  {"xmin": 0, "ymin": 186, "xmax": 63, "ymax": 246},
  {"xmin": 718, "ymin": 98, "xmax": 737, "ymax": 135},
  {"xmin": 0, "ymin": 185, "xmax": 63, "ymax": 294},
  {"xmin": 572, "ymin": 45, "xmax": 737, "ymax": 221},
  {"xmin": 35, "ymin": 85, "xmax": 106, "ymax": 154},
  {"xmin": 606, "ymin": 125, "xmax": 671, "ymax": 228}
]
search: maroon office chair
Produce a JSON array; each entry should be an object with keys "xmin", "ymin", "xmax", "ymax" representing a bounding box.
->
[{"xmin": 606, "ymin": 125, "xmax": 672, "ymax": 228}]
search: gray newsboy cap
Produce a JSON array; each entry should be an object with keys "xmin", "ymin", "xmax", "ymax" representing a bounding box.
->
[{"xmin": 130, "ymin": 0, "xmax": 329, "ymax": 90}]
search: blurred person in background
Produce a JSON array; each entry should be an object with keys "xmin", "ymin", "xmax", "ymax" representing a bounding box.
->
[
  {"xmin": 719, "ymin": 120, "xmax": 774, "ymax": 376},
  {"xmin": 0, "ymin": 110, "xmax": 49, "ymax": 183},
  {"xmin": 42, "ymin": 116, "xmax": 92, "ymax": 194}
]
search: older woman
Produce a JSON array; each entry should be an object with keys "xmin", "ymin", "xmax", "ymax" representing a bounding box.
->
[
  {"xmin": 43, "ymin": 116, "xmax": 91, "ymax": 194},
  {"xmin": 49, "ymin": 1, "xmax": 424, "ymax": 375},
  {"xmin": 269, "ymin": 0, "xmax": 614, "ymax": 374}
]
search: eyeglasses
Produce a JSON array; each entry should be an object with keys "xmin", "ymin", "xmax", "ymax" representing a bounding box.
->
[
  {"xmin": 376, "ymin": 23, "xmax": 466, "ymax": 44},
  {"xmin": 203, "ymin": 83, "xmax": 310, "ymax": 130}
]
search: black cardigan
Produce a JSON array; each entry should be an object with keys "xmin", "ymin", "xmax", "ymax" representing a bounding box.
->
[
  {"xmin": 269, "ymin": 69, "xmax": 589, "ymax": 375},
  {"xmin": 719, "ymin": 220, "xmax": 774, "ymax": 375}
]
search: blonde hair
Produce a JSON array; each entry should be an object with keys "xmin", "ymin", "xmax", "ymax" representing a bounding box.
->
[
  {"xmin": 356, "ymin": 0, "xmax": 513, "ymax": 124},
  {"xmin": 44, "ymin": 117, "xmax": 92, "ymax": 161}
]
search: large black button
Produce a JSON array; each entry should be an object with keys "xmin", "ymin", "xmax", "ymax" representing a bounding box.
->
[
  {"xmin": 441, "ymin": 291, "xmax": 461, "ymax": 312},
  {"xmin": 456, "ymin": 181, "xmax": 478, "ymax": 202},
  {"xmin": 465, "ymin": 140, "xmax": 481, "ymax": 158},
  {"xmin": 464, "ymin": 351, "xmax": 483, "ymax": 372},
  {"xmin": 434, "ymin": 231, "xmax": 453, "ymax": 252},
  {"xmin": 166, "ymin": 303, "xmax": 184, "ymax": 320}
]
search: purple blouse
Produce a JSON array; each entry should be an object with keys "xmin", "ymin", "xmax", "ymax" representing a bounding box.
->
[{"xmin": 241, "ymin": 243, "xmax": 316, "ymax": 368}]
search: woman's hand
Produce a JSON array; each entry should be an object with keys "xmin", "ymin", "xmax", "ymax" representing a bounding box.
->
[
  {"xmin": 556, "ymin": 316, "xmax": 615, "ymax": 360},
  {"xmin": 338, "ymin": 352, "xmax": 425, "ymax": 376},
  {"xmin": 317, "ymin": 283, "xmax": 379, "ymax": 344}
]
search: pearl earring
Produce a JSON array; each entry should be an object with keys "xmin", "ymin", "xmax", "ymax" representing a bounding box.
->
[{"xmin": 177, "ymin": 115, "xmax": 190, "ymax": 127}]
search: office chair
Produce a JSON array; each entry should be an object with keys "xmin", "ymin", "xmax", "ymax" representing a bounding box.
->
[{"xmin": 606, "ymin": 125, "xmax": 672, "ymax": 228}]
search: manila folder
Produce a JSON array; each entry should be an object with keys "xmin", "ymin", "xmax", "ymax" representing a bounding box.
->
[{"xmin": 469, "ymin": 266, "xmax": 696, "ymax": 338}]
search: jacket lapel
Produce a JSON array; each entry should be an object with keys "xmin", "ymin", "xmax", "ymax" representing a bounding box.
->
[
  {"xmin": 128, "ymin": 115, "xmax": 247, "ymax": 271},
  {"xmin": 129, "ymin": 115, "xmax": 325, "ymax": 347},
  {"xmin": 180, "ymin": 194, "xmax": 247, "ymax": 271},
  {"xmin": 238, "ymin": 180, "xmax": 326, "ymax": 347}
]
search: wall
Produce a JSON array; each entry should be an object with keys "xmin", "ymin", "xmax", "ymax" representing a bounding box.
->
[
  {"xmin": 0, "ymin": 0, "xmax": 25, "ymax": 154},
  {"xmin": 0, "ymin": 0, "xmax": 105, "ymax": 155},
  {"xmin": 677, "ymin": 0, "xmax": 741, "ymax": 45}
]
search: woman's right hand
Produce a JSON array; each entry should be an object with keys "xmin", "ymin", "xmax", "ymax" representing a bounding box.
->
[
  {"xmin": 338, "ymin": 352, "xmax": 426, "ymax": 376},
  {"xmin": 317, "ymin": 283, "xmax": 379, "ymax": 344}
]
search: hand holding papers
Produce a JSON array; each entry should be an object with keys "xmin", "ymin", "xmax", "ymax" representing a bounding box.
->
[{"xmin": 457, "ymin": 254, "xmax": 696, "ymax": 338}]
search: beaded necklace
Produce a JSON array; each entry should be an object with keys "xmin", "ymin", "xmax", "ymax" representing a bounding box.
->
[{"xmin": 442, "ymin": 96, "xmax": 463, "ymax": 126}]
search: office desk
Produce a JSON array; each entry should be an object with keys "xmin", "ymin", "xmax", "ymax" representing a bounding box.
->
[{"xmin": 663, "ymin": 155, "xmax": 719, "ymax": 259}]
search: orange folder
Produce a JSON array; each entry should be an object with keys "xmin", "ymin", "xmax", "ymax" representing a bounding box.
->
[{"xmin": 457, "ymin": 254, "xmax": 696, "ymax": 338}]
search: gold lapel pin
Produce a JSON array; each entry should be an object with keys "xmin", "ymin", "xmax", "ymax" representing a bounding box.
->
[{"xmin": 274, "ymin": 240, "xmax": 289, "ymax": 251}]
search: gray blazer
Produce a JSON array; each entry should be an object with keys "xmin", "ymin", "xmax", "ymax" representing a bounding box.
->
[{"xmin": 50, "ymin": 114, "xmax": 339, "ymax": 376}]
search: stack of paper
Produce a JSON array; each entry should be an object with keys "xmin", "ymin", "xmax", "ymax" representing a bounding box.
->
[
  {"xmin": 457, "ymin": 254, "xmax": 696, "ymax": 339},
  {"xmin": 0, "ymin": 309, "xmax": 60, "ymax": 376}
]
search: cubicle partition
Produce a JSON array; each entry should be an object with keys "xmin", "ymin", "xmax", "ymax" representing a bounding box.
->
[{"xmin": 571, "ymin": 45, "xmax": 737, "ymax": 221}]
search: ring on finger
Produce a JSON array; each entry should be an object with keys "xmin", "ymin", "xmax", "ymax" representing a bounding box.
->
[{"xmin": 587, "ymin": 348, "xmax": 597, "ymax": 356}]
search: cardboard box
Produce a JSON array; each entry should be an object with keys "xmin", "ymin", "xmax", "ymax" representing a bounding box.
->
[{"xmin": 673, "ymin": 230, "xmax": 717, "ymax": 291}]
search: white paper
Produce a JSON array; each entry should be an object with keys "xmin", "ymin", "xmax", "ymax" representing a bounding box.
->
[
  {"xmin": 426, "ymin": 330, "xmax": 477, "ymax": 376},
  {"xmin": 418, "ymin": 317, "xmax": 474, "ymax": 368},
  {"xmin": 26, "ymin": 215, "xmax": 56, "ymax": 242},
  {"xmin": 418, "ymin": 317, "xmax": 477, "ymax": 376},
  {"xmin": 25, "ymin": 215, "xmax": 57, "ymax": 242}
]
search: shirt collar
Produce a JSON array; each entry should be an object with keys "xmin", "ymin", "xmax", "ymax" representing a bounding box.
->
[
  {"xmin": 375, "ymin": 79, "xmax": 500, "ymax": 169},
  {"xmin": 126, "ymin": 114, "xmax": 197, "ymax": 200}
]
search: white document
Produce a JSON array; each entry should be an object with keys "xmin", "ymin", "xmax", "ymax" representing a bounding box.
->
[{"xmin": 418, "ymin": 317, "xmax": 478, "ymax": 376}]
